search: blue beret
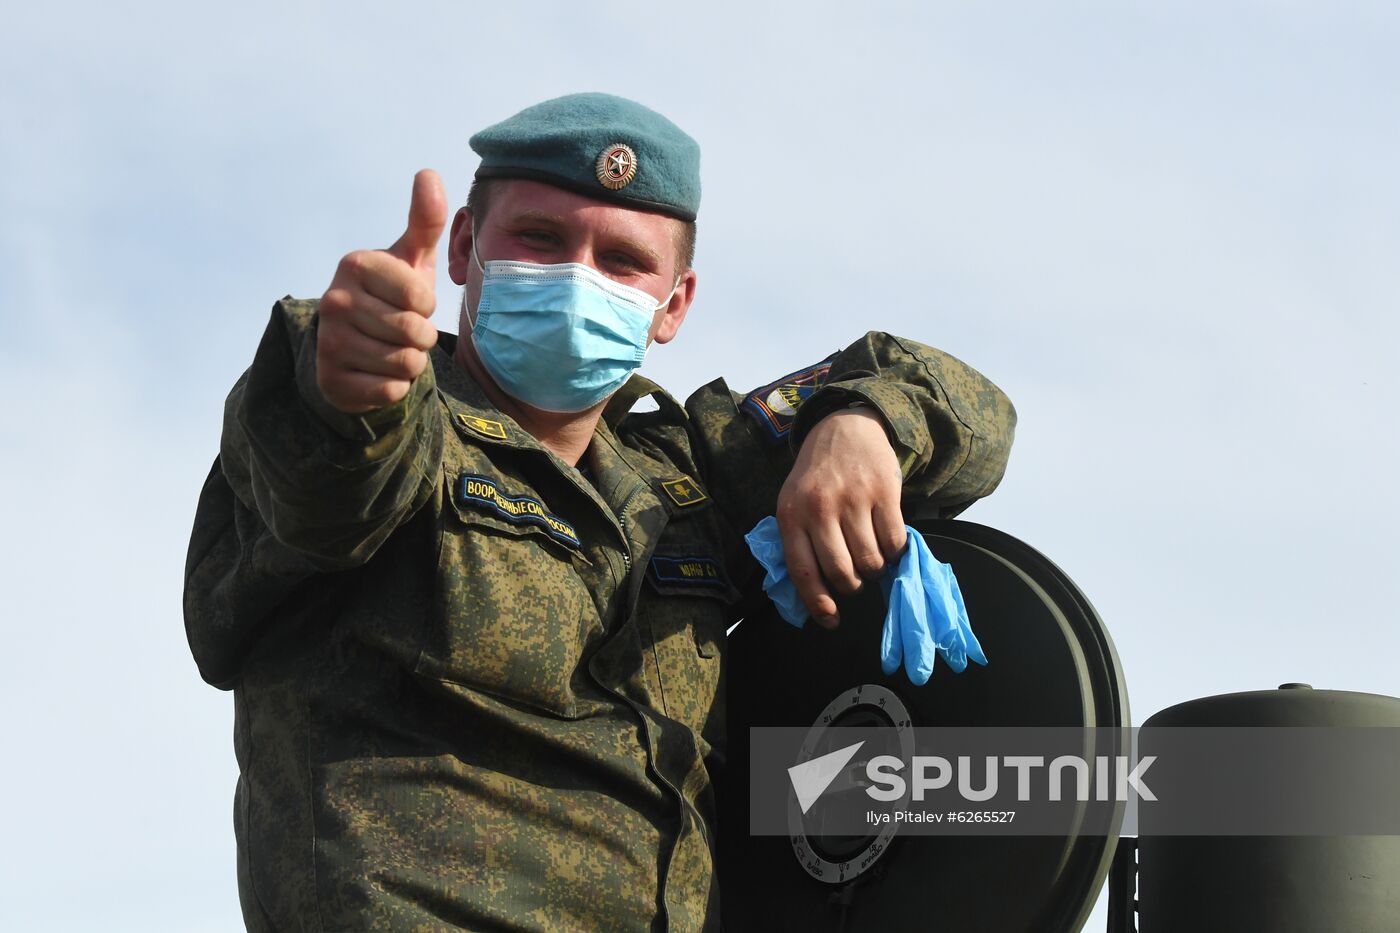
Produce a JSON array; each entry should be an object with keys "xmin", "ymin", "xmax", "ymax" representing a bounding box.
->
[{"xmin": 469, "ymin": 92, "xmax": 701, "ymax": 222}]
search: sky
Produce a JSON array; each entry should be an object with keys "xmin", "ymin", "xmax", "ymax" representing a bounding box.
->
[{"xmin": 2, "ymin": 1, "xmax": 1397, "ymax": 929}]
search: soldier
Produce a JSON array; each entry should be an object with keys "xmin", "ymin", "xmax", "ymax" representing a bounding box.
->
[{"xmin": 184, "ymin": 93, "xmax": 1016, "ymax": 930}]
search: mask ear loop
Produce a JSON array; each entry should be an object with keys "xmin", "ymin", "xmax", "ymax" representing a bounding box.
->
[
  {"xmin": 653, "ymin": 276, "xmax": 683, "ymax": 312},
  {"xmin": 471, "ymin": 223, "xmax": 485, "ymax": 277},
  {"xmin": 466, "ymin": 224, "xmax": 489, "ymax": 346}
]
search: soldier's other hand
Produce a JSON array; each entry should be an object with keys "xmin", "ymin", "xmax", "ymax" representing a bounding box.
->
[
  {"xmin": 316, "ymin": 169, "xmax": 446, "ymax": 414},
  {"xmin": 776, "ymin": 408, "xmax": 906, "ymax": 629}
]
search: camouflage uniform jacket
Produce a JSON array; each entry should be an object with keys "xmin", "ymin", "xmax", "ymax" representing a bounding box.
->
[{"xmin": 184, "ymin": 299, "xmax": 1016, "ymax": 931}]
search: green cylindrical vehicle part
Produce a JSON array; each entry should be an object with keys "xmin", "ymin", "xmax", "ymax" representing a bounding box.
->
[{"xmin": 1137, "ymin": 685, "xmax": 1400, "ymax": 933}]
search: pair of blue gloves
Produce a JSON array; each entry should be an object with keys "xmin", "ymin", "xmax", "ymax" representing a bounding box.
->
[{"xmin": 744, "ymin": 516, "xmax": 988, "ymax": 686}]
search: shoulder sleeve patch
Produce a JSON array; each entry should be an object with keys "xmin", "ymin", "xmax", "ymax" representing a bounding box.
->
[{"xmin": 740, "ymin": 353, "xmax": 839, "ymax": 442}]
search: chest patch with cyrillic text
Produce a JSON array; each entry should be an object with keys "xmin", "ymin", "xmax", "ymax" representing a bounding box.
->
[{"xmin": 455, "ymin": 473, "xmax": 581, "ymax": 550}]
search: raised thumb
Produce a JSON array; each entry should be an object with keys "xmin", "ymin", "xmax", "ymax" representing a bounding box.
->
[{"xmin": 388, "ymin": 168, "xmax": 447, "ymax": 271}]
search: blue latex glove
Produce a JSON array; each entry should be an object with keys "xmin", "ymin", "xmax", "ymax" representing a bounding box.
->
[
  {"xmin": 744, "ymin": 516, "xmax": 988, "ymax": 685},
  {"xmin": 743, "ymin": 515, "xmax": 809, "ymax": 628},
  {"xmin": 877, "ymin": 526, "xmax": 988, "ymax": 683}
]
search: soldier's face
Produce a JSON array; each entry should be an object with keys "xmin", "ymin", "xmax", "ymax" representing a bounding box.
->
[{"xmin": 447, "ymin": 179, "xmax": 697, "ymax": 346}]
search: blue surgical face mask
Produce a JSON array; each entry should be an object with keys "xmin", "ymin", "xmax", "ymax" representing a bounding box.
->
[{"xmin": 468, "ymin": 237, "xmax": 678, "ymax": 413}]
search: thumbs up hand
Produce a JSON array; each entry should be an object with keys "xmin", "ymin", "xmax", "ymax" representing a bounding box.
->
[{"xmin": 316, "ymin": 169, "xmax": 446, "ymax": 414}]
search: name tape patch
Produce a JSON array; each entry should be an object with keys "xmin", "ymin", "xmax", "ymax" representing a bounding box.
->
[
  {"xmin": 455, "ymin": 474, "xmax": 580, "ymax": 550},
  {"xmin": 648, "ymin": 555, "xmax": 727, "ymax": 590},
  {"xmin": 741, "ymin": 354, "xmax": 837, "ymax": 442}
]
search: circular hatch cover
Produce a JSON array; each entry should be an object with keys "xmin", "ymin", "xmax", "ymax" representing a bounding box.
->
[{"xmin": 719, "ymin": 519, "xmax": 1130, "ymax": 932}]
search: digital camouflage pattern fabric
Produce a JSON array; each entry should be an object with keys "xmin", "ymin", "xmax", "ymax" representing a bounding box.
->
[{"xmin": 184, "ymin": 299, "xmax": 1016, "ymax": 931}]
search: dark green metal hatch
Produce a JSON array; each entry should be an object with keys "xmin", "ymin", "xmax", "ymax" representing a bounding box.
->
[{"xmin": 721, "ymin": 519, "xmax": 1130, "ymax": 932}]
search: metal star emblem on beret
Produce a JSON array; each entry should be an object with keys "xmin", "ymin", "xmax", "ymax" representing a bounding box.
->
[{"xmin": 596, "ymin": 143, "xmax": 638, "ymax": 190}]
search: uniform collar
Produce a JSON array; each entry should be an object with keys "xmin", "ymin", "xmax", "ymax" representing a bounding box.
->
[
  {"xmin": 601, "ymin": 371, "xmax": 679, "ymax": 429},
  {"xmin": 432, "ymin": 333, "xmax": 546, "ymax": 454},
  {"xmin": 432, "ymin": 333, "xmax": 688, "ymax": 521},
  {"xmin": 435, "ymin": 333, "xmax": 682, "ymax": 468}
]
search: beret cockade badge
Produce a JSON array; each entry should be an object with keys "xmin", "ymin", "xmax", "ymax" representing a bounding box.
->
[{"xmin": 596, "ymin": 143, "xmax": 638, "ymax": 190}]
